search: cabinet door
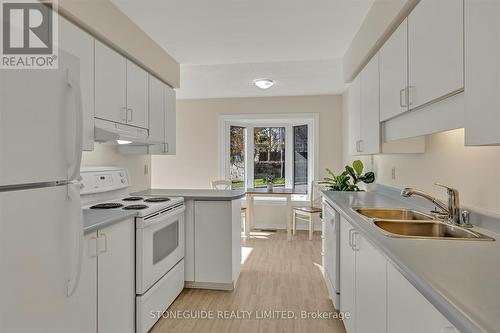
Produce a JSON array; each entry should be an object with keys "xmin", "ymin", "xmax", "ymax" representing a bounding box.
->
[
  {"xmin": 97, "ymin": 220, "xmax": 135, "ymax": 333},
  {"xmin": 126, "ymin": 60, "xmax": 149, "ymax": 129},
  {"xmin": 323, "ymin": 205, "xmax": 334, "ymax": 298},
  {"xmin": 359, "ymin": 55, "xmax": 380, "ymax": 155},
  {"xmin": 354, "ymin": 232, "xmax": 386, "ymax": 333},
  {"xmin": 194, "ymin": 201, "xmax": 233, "ymax": 284},
  {"xmin": 148, "ymin": 75, "xmax": 165, "ymax": 143},
  {"xmin": 164, "ymin": 86, "xmax": 177, "ymax": 154},
  {"xmin": 379, "ymin": 19, "xmax": 408, "ymax": 121},
  {"xmin": 340, "ymin": 217, "xmax": 356, "ymax": 333},
  {"xmin": 348, "ymin": 75, "xmax": 361, "ymax": 156},
  {"xmin": 387, "ymin": 263, "xmax": 457, "ymax": 333},
  {"xmin": 59, "ymin": 17, "xmax": 94, "ymax": 151},
  {"xmin": 408, "ymin": 0, "xmax": 463, "ymax": 109},
  {"xmin": 464, "ymin": 0, "xmax": 500, "ymax": 145},
  {"xmin": 94, "ymin": 40, "xmax": 127, "ymax": 124}
]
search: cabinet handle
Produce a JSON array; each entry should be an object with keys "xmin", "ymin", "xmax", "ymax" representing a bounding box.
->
[
  {"xmin": 358, "ymin": 140, "xmax": 363, "ymax": 153},
  {"xmin": 408, "ymin": 86, "xmax": 415, "ymax": 106},
  {"xmin": 399, "ymin": 88, "xmax": 407, "ymax": 107},
  {"xmin": 348, "ymin": 229, "xmax": 354, "ymax": 248},
  {"xmin": 89, "ymin": 236, "xmax": 98, "ymax": 258},
  {"xmin": 98, "ymin": 233, "xmax": 107, "ymax": 254},
  {"xmin": 355, "ymin": 140, "xmax": 360, "ymax": 153},
  {"xmin": 121, "ymin": 107, "xmax": 128, "ymax": 122},
  {"xmin": 352, "ymin": 231, "xmax": 360, "ymax": 251},
  {"xmin": 127, "ymin": 108, "xmax": 133, "ymax": 122}
]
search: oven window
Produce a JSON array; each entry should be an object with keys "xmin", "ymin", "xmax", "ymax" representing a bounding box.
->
[{"xmin": 153, "ymin": 220, "xmax": 179, "ymax": 265}]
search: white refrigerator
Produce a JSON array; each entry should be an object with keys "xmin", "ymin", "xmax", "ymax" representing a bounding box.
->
[{"xmin": 0, "ymin": 51, "xmax": 94, "ymax": 332}]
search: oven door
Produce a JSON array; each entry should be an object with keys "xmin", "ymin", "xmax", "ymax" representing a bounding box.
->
[{"xmin": 136, "ymin": 204, "xmax": 185, "ymax": 294}]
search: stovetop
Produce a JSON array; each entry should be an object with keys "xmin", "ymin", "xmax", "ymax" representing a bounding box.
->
[{"xmin": 84, "ymin": 196, "xmax": 184, "ymax": 217}]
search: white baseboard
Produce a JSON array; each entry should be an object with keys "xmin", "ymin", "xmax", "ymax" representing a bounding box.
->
[{"xmin": 252, "ymin": 222, "xmax": 322, "ymax": 231}]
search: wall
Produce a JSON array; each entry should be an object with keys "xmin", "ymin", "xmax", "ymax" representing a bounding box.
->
[
  {"xmin": 342, "ymin": 94, "xmax": 500, "ymax": 217},
  {"xmin": 343, "ymin": 0, "xmax": 418, "ymax": 82},
  {"xmin": 151, "ymin": 95, "xmax": 343, "ymax": 230},
  {"xmin": 152, "ymin": 95, "xmax": 343, "ymax": 189},
  {"xmin": 57, "ymin": 0, "xmax": 180, "ymax": 87},
  {"xmin": 81, "ymin": 144, "xmax": 151, "ymax": 193}
]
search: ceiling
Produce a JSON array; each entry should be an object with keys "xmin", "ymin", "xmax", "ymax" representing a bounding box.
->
[{"xmin": 112, "ymin": 0, "xmax": 374, "ymax": 99}]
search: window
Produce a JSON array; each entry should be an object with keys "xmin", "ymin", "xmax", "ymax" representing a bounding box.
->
[
  {"xmin": 293, "ymin": 125, "xmax": 308, "ymax": 192},
  {"xmin": 253, "ymin": 127, "xmax": 285, "ymax": 188},
  {"xmin": 229, "ymin": 126, "xmax": 245, "ymax": 189},
  {"xmin": 221, "ymin": 114, "xmax": 317, "ymax": 195}
]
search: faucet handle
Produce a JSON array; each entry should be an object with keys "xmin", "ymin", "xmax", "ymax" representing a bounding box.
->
[
  {"xmin": 461, "ymin": 210, "xmax": 473, "ymax": 228},
  {"xmin": 435, "ymin": 183, "xmax": 458, "ymax": 193}
]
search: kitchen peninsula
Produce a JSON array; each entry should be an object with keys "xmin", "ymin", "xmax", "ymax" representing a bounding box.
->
[{"xmin": 133, "ymin": 189, "xmax": 246, "ymax": 290}]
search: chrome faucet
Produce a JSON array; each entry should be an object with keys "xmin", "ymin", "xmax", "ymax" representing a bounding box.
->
[{"xmin": 401, "ymin": 183, "xmax": 472, "ymax": 227}]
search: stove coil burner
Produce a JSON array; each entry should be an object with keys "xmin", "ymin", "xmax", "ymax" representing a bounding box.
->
[
  {"xmin": 90, "ymin": 203, "xmax": 124, "ymax": 209},
  {"xmin": 123, "ymin": 204, "xmax": 149, "ymax": 210},
  {"xmin": 144, "ymin": 197, "xmax": 171, "ymax": 203},
  {"xmin": 122, "ymin": 197, "xmax": 144, "ymax": 201}
]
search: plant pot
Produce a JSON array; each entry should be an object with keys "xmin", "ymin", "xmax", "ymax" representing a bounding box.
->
[{"xmin": 267, "ymin": 184, "xmax": 273, "ymax": 191}]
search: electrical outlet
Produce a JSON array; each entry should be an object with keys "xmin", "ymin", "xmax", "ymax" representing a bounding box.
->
[{"xmin": 391, "ymin": 167, "xmax": 396, "ymax": 180}]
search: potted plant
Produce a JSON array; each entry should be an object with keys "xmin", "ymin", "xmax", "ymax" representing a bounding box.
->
[
  {"xmin": 263, "ymin": 175, "xmax": 275, "ymax": 191},
  {"xmin": 321, "ymin": 160, "xmax": 375, "ymax": 191}
]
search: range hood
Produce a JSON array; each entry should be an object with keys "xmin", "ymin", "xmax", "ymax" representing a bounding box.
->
[{"xmin": 94, "ymin": 118, "xmax": 161, "ymax": 145}]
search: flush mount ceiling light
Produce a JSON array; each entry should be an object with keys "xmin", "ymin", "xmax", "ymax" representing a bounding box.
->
[
  {"xmin": 253, "ymin": 78, "xmax": 275, "ymax": 89},
  {"xmin": 116, "ymin": 140, "xmax": 132, "ymax": 145}
]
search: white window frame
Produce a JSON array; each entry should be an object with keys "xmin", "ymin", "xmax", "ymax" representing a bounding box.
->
[{"xmin": 218, "ymin": 113, "xmax": 319, "ymax": 195}]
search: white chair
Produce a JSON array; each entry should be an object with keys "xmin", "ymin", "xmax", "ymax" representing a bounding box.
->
[
  {"xmin": 292, "ymin": 181, "xmax": 323, "ymax": 240},
  {"xmin": 211, "ymin": 180, "xmax": 247, "ymax": 234},
  {"xmin": 211, "ymin": 180, "xmax": 232, "ymax": 190}
]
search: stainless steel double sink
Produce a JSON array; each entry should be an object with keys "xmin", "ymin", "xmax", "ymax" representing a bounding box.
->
[{"xmin": 354, "ymin": 208, "xmax": 494, "ymax": 241}]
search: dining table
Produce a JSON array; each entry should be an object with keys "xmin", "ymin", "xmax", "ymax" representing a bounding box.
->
[{"xmin": 245, "ymin": 187, "xmax": 306, "ymax": 240}]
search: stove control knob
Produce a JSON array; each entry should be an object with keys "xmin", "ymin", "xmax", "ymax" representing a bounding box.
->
[
  {"xmin": 119, "ymin": 172, "xmax": 125, "ymax": 177},
  {"xmin": 121, "ymin": 178, "xmax": 126, "ymax": 184}
]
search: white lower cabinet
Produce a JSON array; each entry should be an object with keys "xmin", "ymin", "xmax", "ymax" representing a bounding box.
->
[
  {"xmin": 340, "ymin": 217, "xmax": 356, "ymax": 333},
  {"xmin": 387, "ymin": 264, "xmax": 457, "ymax": 333},
  {"xmin": 339, "ymin": 216, "xmax": 458, "ymax": 333},
  {"xmin": 184, "ymin": 199, "xmax": 241, "ymax": 289},
  {"xmin": 340, "ymin": 217, "xmax": 386, "ymax": 333},
  {"xmin": 81, "ymin": 219, "xmax": 135, "ymax": 333}
]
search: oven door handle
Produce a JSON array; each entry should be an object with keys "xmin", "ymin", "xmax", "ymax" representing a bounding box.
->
[{"xmin": 143, "ymin": 205, "xmax": 185, "ymax": 227}]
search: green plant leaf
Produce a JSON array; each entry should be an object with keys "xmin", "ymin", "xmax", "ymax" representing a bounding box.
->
[{"xmin": 352, "ymin": 160, "xmax": 364, "ymax": 175}]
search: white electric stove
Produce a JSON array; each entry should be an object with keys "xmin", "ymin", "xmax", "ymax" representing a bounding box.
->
[
  {"xmin": 80, "ymin": 167, "xmax": 185, "ymax": 333},
  {"xmin": 80, "ymin": 167, "xmax": 183, "ymax": 217}
]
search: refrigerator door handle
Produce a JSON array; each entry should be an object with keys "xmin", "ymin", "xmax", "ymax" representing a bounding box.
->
[
  {"xmin": 67, "ymin": 184, "xmax": 84, "ymax": 297},
  {"xmin": 66, "ymin": 68, "xmax": 83, "ymax": 182}
]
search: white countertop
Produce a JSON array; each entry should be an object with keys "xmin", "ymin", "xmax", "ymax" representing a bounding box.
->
[
  {"xmin": 322, "ymin": 190, "xmax": 500, "ymax": 333},
  {"xmin": 132, "ymin": 188, "xmax": 246, "ymax": 201}
]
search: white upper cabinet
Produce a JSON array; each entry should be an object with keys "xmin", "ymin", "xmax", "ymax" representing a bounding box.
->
[
  {"xmin": 379, "ymin": 19, "xmax": 408, "ymax": 121},
  {"xmin": 164, "ymin": 85, "xmax": 177, "ymax": 154},
  {"xmin": 348, "ymin": 56, "xmax": 380, "ymax": 156},
  {"xmin": 94, "ymin": 40, "xmax": 127, "ymax": 125},
  {"xmin": 59, "ymin": 17, "xmax": 95, "ymax": 151},
  {"xmin": 408, "ymin": 0, "xmax": 464, "ymax": 109},
  {"xmin": 126, "ymin": 61, "xmax": 149, "ymax": 129},
  {"xmin": 359, "ymin": 55, "xmax": 380, "ymax": 155},
  {"xmin": 348, "ymin": 75, "xmax": 361, "ymax": 156},
  {"xmin": 148, "ymin": 75, "xmax": 165, "ymax": 144},
  {"xmin": 95, "ymin": 41, "xmax": 149, "ymax": 129},
  {"xmin": 464, "ymin": 0, "xmax": 500, "ymax": 146}
]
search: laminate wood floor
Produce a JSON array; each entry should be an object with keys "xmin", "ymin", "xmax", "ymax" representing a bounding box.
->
[{"xmin": 150, "ymin": 230, "xmax": 347, "ymax": 333}]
